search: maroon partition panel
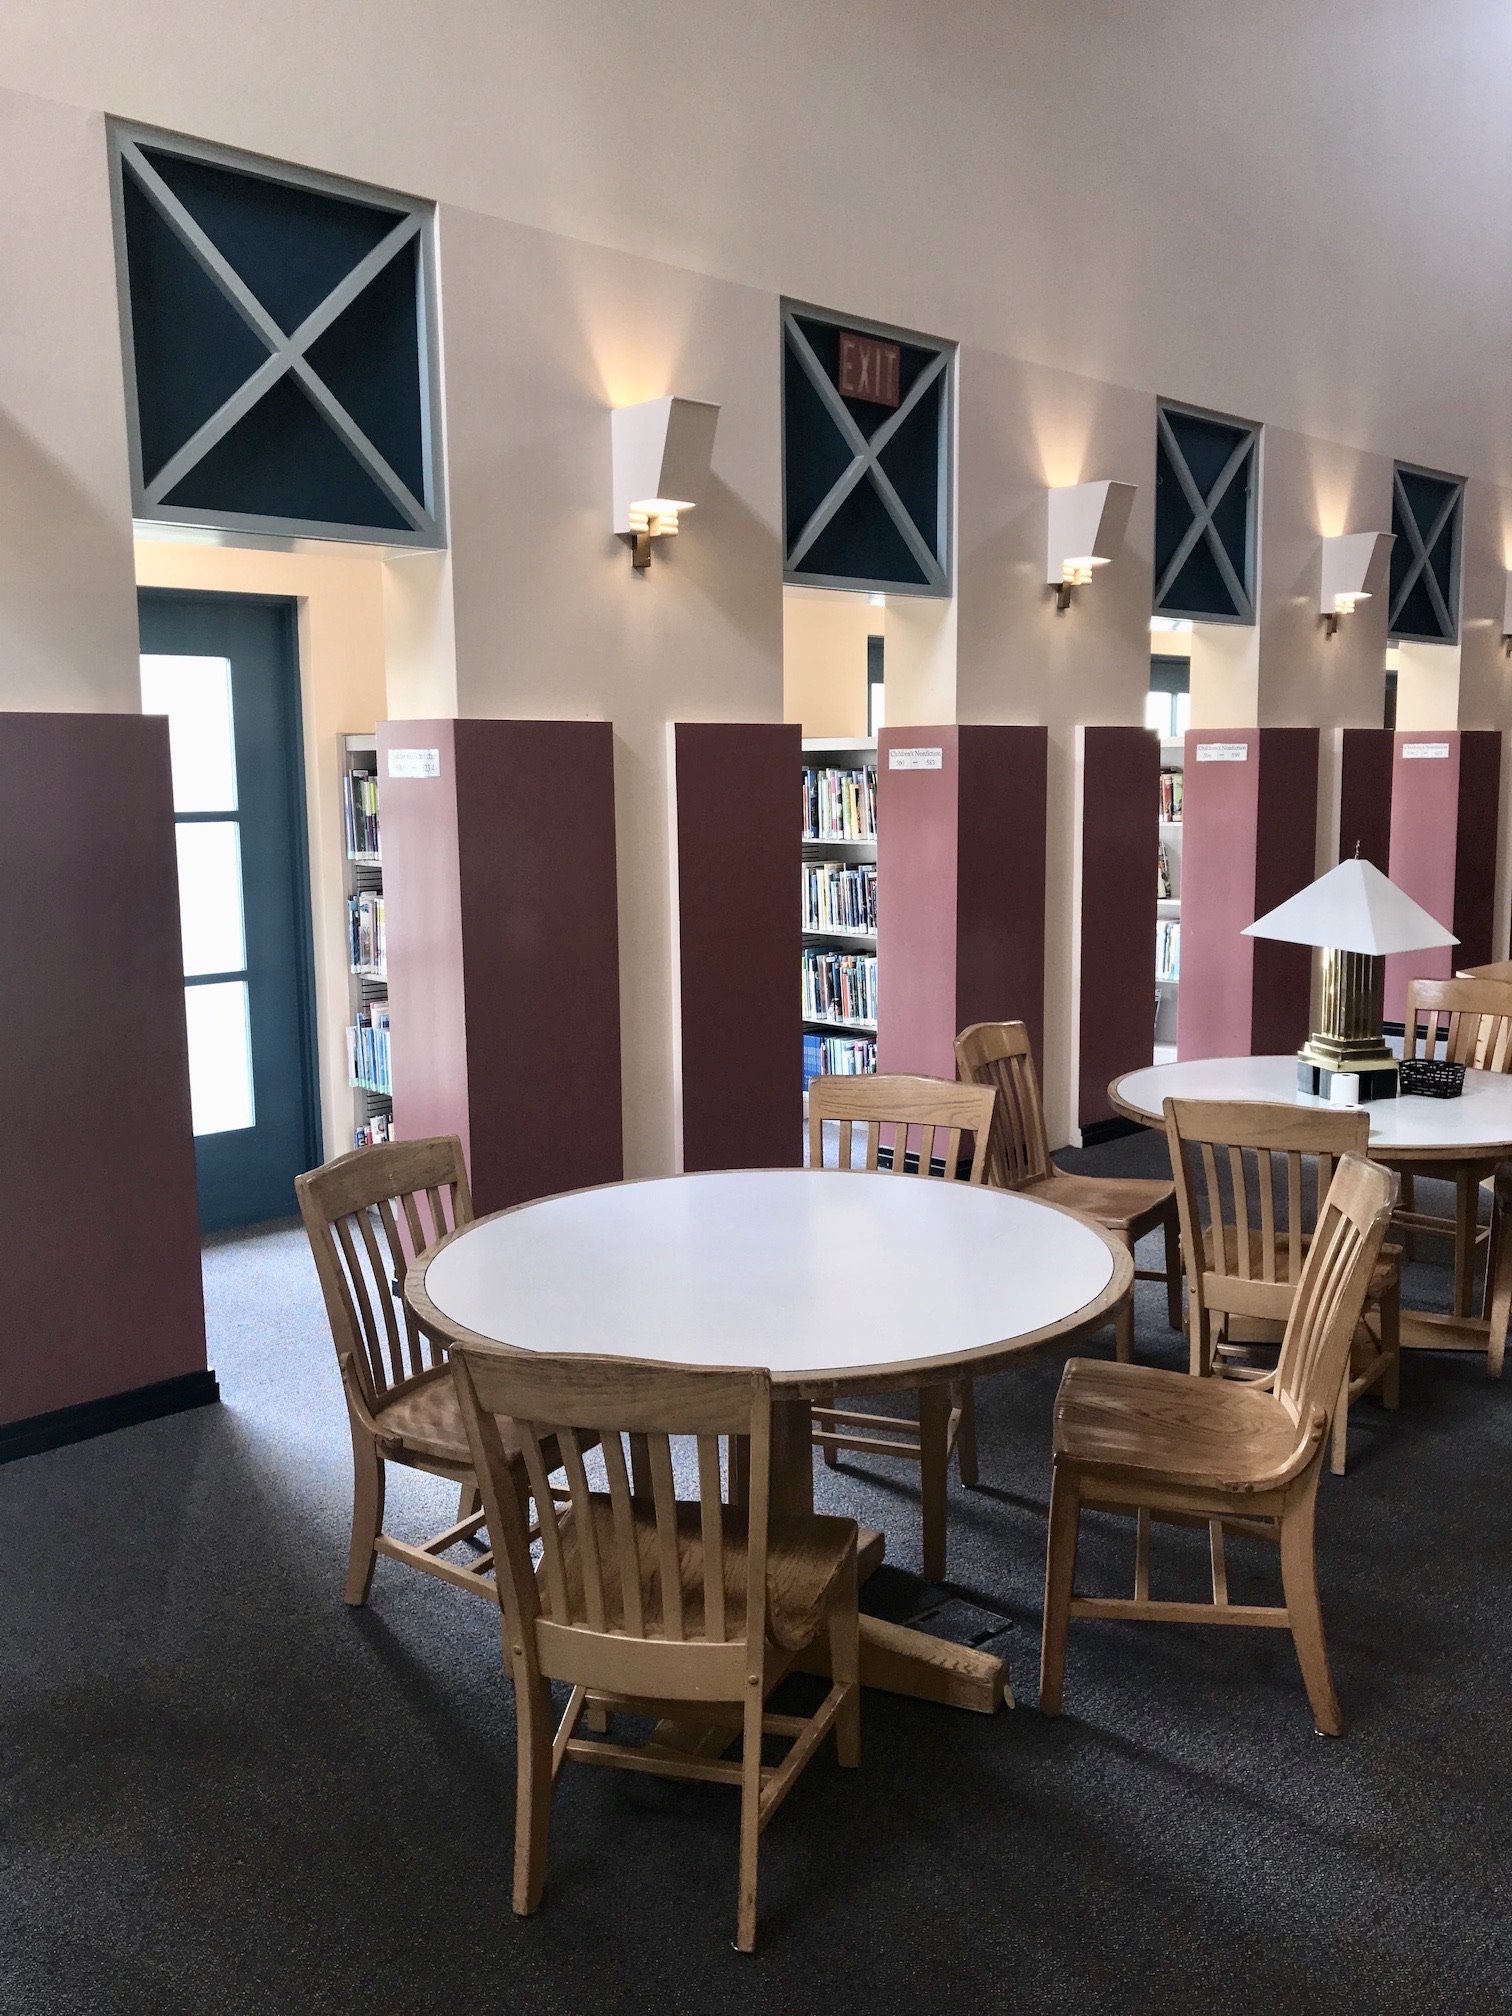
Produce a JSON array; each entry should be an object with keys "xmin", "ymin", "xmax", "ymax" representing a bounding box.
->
[
  {"xmin": 1338, "ymin": 728, "xmax": 1394, "ymax": 870},
  {"xmin": 673, "ymin": 723, "xmax": 801, "ymax": 1171},
  {"xmin": 1, "ymin": 714, "xmax": 207, "ymax": 1432},
  {"xmin": 380, "ymin": 719, "xmax": 623, "ymax": 1214},
  {"xmin": 1078, "ymin": 727, "xmax": 1159, "ymax": 1130},
  {"xmin": 1178, "ymin": 728, "xmax": 1319, "ymax": 1059},
  {"xmin": 1452, "ymin": 730, "xmax": 1503, "ymax": 973},
  {"xmin": 877, "ymin": 725, "xmax": 1048, "ymax": 1081},
  {"xmin": 1385, "ymin": 733, "xmax": 1462, "ymax": 1021}
]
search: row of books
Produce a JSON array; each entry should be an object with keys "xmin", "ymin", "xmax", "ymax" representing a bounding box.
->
[
  {"xmin": 803, "ymin": 947, "xmax": 877, "ymax": 1026},
  {"xmin": 803, "ymin": 764, "xmax": 877, "ymax": 841},
  {"xmin": 343, "ymin": 768, "xmax": 381, "ymax": 861},
  {"xmin": 347, "ymin": 891, "xmax": 386, "ymax": 977},
  {"xmin": 802, "ymin": 1031, "xmax": 877, "ymax": 1089},
  {"xmin": 1157, "ymin": 920, "xmax": 1181, "ymax": 980},
  {"xmin": 347, "ymin": 1002, "xmax": 392, "ymax": 1095},
  {"xmin": 802, "ymin": 859, "xmax": 877, "ymax": 935},
  {"xmin": 1159, "ymin": 769, "xmax": 1184, "ymax": 822},
  {"xmin": 1157, "ymin": 842, "xmax": 1175, "ymax": 900},
  {"xmin": 354, "ymin": 1112, "xmax": 394, "ymax": 1149}
]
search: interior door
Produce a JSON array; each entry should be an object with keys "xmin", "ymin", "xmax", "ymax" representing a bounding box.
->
[{"xmin": 138, "ymin": 589, "xmax": 321, "ymax": 1231}]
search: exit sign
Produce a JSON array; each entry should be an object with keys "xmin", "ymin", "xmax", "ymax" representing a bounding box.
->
[{"xmin": 837, "ymin": 331, "xmax": 901, "ymax": 407}]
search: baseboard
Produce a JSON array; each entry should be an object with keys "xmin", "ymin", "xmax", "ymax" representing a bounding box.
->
[
  {"xmin": 0, "ymin": 1369, "xmax": 221, "ymax": 1465},
  {"xmin": 1079, "ymin": 1116, "xmax": 1145, "ymax": 1147}
]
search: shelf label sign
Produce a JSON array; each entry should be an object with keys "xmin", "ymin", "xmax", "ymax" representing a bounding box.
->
[
  {"xmin": 1195, "ymin": 742, "xmax": 1249, "ymax": 762},
  {"xmin": 387, "ymin": 747, "xmax": 441, "ymax": 779},
  {"xmin": 888, "ymin": 746, "xmax": 943, "ymax": 771},
  {"xmin": 837, "ymin": 331, "xmax": 901, "ymax": 407},
  {"xmin": 1403, "ymin": 741, "xmax": 1450, "ymax": 760}
]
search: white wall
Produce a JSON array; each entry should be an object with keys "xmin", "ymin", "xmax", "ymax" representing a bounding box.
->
[{"xmin": 783, "ymin": 587, "xmax": 877, "ymax": 737}]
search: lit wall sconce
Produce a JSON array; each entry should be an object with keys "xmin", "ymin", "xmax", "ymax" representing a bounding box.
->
[
  {"xmin": 1320, "ymin": 531, "xmax": 1393, "ymax": 638},
  {"xmin": 1046, "ymin": 480, "xmax": 1136, "ymax": 611},
  {"xmin": 611, "ymin": 396, "xmax": 720, "ymax": 568}
]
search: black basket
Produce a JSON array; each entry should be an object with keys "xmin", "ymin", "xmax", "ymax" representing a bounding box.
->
[{"xmin": 1398, "ymin": 1058, "xmax": 1466, "ymax": 1099}]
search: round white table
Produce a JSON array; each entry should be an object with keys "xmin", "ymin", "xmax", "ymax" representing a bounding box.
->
[
  {"xmin": 409, "ymin": 1168, "xmax": 1131, "ymax": 1714},
  {"xmin": 1110, "ymin": 1054, "xmax": 1512, "ymax": 1370}
]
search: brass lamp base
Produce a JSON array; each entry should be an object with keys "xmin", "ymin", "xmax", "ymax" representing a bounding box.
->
[{"xmin": 1297, "ymin": 947, "xmax": 1398, "ymax": 1102}]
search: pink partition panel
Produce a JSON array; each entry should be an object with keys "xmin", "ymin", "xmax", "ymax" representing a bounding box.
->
[
  {"xmin": 673, "ymin": 722, "xmax": 801, "ymax": 1171},
  {"xmin": 1079, "ymin": 727, "xmax": 1159, "ymax": 1129},
  {"xmin": 1178, "ymin": 728, "xmax": 1319, "ymax": 1059},
  {"xmin": 1385, "ymin": 733, "xmax": 1462, "ymax": 1022},
  {"xmin": 877, "ymin": 725, "xmax": 1047, "ymax": 1081},
  {"xmin": 1338, "ymin": 728, "xmax": 1394, "ymax": 871},
  {"xmin": 380, "ymin": 719, "xmax": 623, "ymax": 1214},
  {"xmin": 1, "ymin": 713, "xmax": 206, "ymax": 1429}
]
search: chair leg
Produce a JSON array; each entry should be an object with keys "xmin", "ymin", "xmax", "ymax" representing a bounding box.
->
[
  {"xmin": 955, "ymin": 1377, "xmax": 979, "ymax": 1488},
  {"xmin": 1331, "ymin": 1362, "xmax": 1349, "ymax": 1477},
  {"xmin": 1039, "ymin": 1465, "xmax": 1081, "ymax": 1717},
  {"xmin": 1278, "ymin": 1481, "xmax": 1340, "ymax": 1736},
  {"xmin": 1486, "ymin": 1173, "xmax": 1511, "ymax": 1379},
  {"xmin": 1163, "ymin": 1205, "xmax": 1183, "ymax": 1330},
  {"xmin": 1454, "ymin": 1170, "xmax": 1479, "ymax": 1319},
  {"xmin": 345, "ymin": 1432, "xmax": 386, "ymax": 1607},
  {"xmin": 511, "ymin": 1666, "xmax": 555, "ymax": 1917},
  {"xmin": 827, "ymin": 1550, "xmax": 861, "ymax": 1769},
  {"xmin": 1113, "ymin": 1231, "xmax": 1135, "ymax": 1363},
  {"xmin": 457, "ymin": 1481, "xmax": 482, "ymax": 1523},
  {"xmin": 1400, "ymin": 1171, "xmax": 1417, "ymax": 1262},
  {"xmin": 1190, "ymin": 1307, "xmax": 1212, "ymax": 1379},
  {"xmin": 918, "ymin": 1383, "xmax": 951, "ymax": 1583},
  {"xmin": 817, "ymin": 1392, "xmax": 840, "ymax": 1469},
  {"xmin": 736, "ymin": 1684, "xmax": 764, "ymax": 1952}
]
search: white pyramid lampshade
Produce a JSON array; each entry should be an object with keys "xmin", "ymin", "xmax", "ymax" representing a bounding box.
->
[
  {"xmin": 611, "ymin": 396, "xmax": 720, "ymax": 537},
  {"xmin": 1319, "ymin": 531, "xmax": 1394, "ymax": 619},
  {"xmin": 1045, "ymin": 480, "xmax": 1136, "ymax": 587},
  {"xmin": 1244, "ymin": 857, "xmax": 1456, "ymax": 955}
]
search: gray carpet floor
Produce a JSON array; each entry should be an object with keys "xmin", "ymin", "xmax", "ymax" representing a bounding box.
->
[{"xmin": 5, "ymin": 1132, "xmax": 1512, "ymax": 2013}]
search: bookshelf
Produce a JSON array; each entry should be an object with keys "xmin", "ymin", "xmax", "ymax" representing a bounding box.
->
[
  {"xmin": 341, "ymin": 734, "xmax": 392, "ymax": 1148},
  {"xmin": 1155, "ymin": 737, "xmax": 1183, "ymax": 1063},
  {"xmin": 802, "ymin": 734, "xmax": 878, "ymax": 1089}
]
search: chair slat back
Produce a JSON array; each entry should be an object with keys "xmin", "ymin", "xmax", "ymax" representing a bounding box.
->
[
  {"xmin": 1163, "ymin": 1099, "xmax": 1369, "ymax": 1326},
  {"xmin": 451, "ymin": 1348, "xmax": 771, "ymax": 1696},
  {"xmin": 1275, "ymin": 1154, "xmax": 1393, "ymax": 1423},
  {"xmin": 953, "ymin": 1021, "xmax": 1052, "ymax": 1188},
  {"xmin": 807, "ymin": 1073, "xmax": 994, "ymax": 1183},
  {"xmin": 1404, "ymin": 977, "xmax": 1512, "ymax": 1073},
  {"xmin": 296, "ymin": 1137, "xmax": 473, "ymax": 1410}
]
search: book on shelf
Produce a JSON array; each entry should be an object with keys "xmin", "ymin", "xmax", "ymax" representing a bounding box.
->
[
  {"xmin": 1157, "ymin": 919, "xmax": 1181, "ymax": 980},
  {"xmin": 1157, "ymin": 843, "xmax": 1172, "ymax": 900},
  {"xmin": 802, "ymin": 946, "xmax": 877, "ymax": 1025},
  {"xmin": 1159, "ymin": 769, "xmax": 1184, "ymax": 822},
  {"xmin": 343, "ymin": 768, "xmax": 381, "ymax": 860},
  {"xmin": 354, "ymin": 1112, "xmax": 393, "ymax": 1149},
  {"xmin": 803, "ymin": 1030, "xmax": 876, "ymax": 1089},
  {"xmin": 802, "ymin": 859, "xmax": 877, "ymax": 935},
  {"xmin": 347, "ymin": 1001, "xmax": 392, "ymax": 1095},
  {"xmin": 802, "ymin": 763, "xmax": 877, "ymax": 841},
  {"xmin": 347, "ymin": 890, "xmax": 386, "ymax": 977}
]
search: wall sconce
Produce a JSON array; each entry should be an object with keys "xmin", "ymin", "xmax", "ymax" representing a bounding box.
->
[
  {"xmin": 1046, "ymin": 481, "xmax": 1136, "ymax": 611},
  {"xmin": 1320, "ymin": 531, "xmax": 1393, "ymax": 638},
  {"xmin": 611, "ymin": 396, "xmax": 720, "ymax": 568}
]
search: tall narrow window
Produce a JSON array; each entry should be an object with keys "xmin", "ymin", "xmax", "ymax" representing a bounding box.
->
[
  {"xmin": 1388, "ymin": 463, "xmax": 1463, "ymax": 644},
  {"xmin": 1154, "ymin": 402, "xmax": 1259, "ymax": 624},
  {"xmin": 783, "ymin": 303, "xmax": 953, "ymax": 595},
  {"xmin": 109, "ymin": 125, "xmax": 443, "ymax": 546}
]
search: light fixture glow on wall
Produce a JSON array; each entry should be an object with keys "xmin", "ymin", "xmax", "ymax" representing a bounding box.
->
[
  {"xmin": 1319, "ymin": 531, "xmax": 1393, "ymax": 638},
  {"xmin": 1046, "ymin": 481, "xmax": 1136, "ymax": 612},
  {"xmin": 611, "ymin": 396, "xmax": 720, "ymax": 568}
]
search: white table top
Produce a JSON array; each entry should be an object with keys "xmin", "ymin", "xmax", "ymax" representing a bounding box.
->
[
  {"xmin": 1112, "ymin": 1054, "xmax": 1512, "ymax": 1161},
  {"xmin": 409, "ymin": 1169, "xmax": 1126, "ymax": 1393}
]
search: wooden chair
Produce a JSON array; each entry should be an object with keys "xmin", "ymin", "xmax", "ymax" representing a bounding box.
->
[
  {"xmin": 1040, "ymin": 1152, "xmax": 1393, "ymax": 1734},
  {"xmin": 807, "ymin": 1072, "xmax": 996, "ymax": 1582},
  {"xmin": 955, "ymin": 1019, "xmax": 1182, "ymax": 1361},
  {"xmin": 450, "ymin": 1345, "xmax": 860, "ymax": 1953},
  {"xmin": 1164, "ymin": 1098, "xmax": 1400, "ymax": 1474},
  {"xmin": 297, "ymin": 1137, "xmax": 511, "ymax": 1605},
  {"xmin": 1395, "ymin": 976, "xmax": 1512, "ymax": 1314}
]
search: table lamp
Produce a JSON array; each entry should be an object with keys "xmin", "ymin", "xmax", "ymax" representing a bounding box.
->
[{"xmin": 1243, "ymin": 854, "xmax": 1457, "ymax": 1102}]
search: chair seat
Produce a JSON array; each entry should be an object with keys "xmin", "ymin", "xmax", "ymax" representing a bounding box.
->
[
  {"xmin": 1024, "ymin": 1170, "xmax": 1174, "ymax": 1235},
  {"xmin": 550, "ymin": 1497, "xmax": 857, "ymax": 1652},
  {"xmin": 373, "ymin": 1365, "xmax": 472, "ymax": 1466},
  {"xmin": 1053, "ymin": 1356, "xmax": 1308, "ymax": 1492}
]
